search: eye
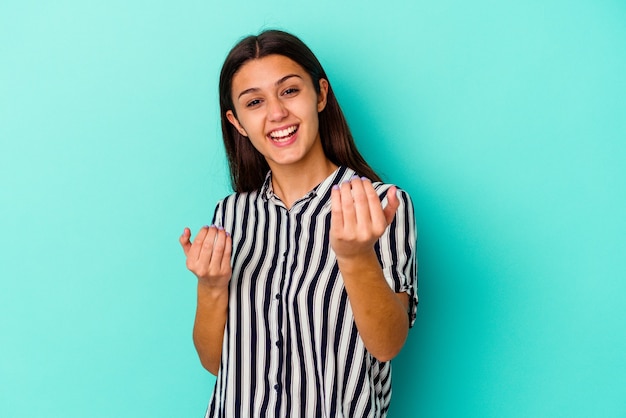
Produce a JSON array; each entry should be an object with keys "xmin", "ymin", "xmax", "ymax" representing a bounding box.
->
[
  {"xmin": 282, "ymin": 87, "xmax": 299, "ymax": 96},
  {"xmin": 246, "ymin": 98, "xmax": 262, "ymax": 108}
]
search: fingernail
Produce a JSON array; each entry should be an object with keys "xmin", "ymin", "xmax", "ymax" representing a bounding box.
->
[
  {"xmin": 361, "ymin": 176, "xmax": 369, "ymax": 181},
  {"xmin": 218, "ymin": 226, "xmax": 224, "ymax": 231},
  {"xmin": 332, "ymin": 185, "xmax": 340, "ymax": 190},
  {"xmin": 225, "ymin": 231, "xmax": 231, "ymax": 237},
  {"xmin": 351, "ymin": 175, "xmax": 359, "ymax": 180}
]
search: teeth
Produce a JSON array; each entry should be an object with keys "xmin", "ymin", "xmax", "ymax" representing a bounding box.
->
[{"xmin": 269, "ymin": 125, "xmax": 297, "ymax": 140}]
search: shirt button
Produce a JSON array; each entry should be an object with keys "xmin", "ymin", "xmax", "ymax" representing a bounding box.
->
[
  {"xmin": 275, "ymin": 341, "xmax": 280, "ymax": 347},
  {"xmin": 274, "ymin": 384, "xmax": 280, "ymax": 391},
  {"xmin": 275, "ymin": 294, "xmax": 280, "ymax": 299}
]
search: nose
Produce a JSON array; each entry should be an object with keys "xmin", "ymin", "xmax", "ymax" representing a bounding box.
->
[{"xmin": 266, "ymin": 97, "xmax": 288, "ymax": 122}]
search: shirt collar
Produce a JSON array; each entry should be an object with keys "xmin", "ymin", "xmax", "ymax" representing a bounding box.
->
[
  {"xmin": 260, "ymin": 171, "xmax": 274, "ymax": 201},
  {"xmin": 259, "ymin": 166, "xmax": 357, "ymax": 204}
]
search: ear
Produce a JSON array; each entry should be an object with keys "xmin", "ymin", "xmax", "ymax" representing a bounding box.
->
[
  {"xmin": 226, "ymin": 110, "xmax": 248, "ymax": 137},
  {"xmin": 317, "ymin": 79, "xmax": 329, "ymax": 112}
]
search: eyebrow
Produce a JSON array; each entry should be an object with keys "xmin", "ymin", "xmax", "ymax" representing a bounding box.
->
[{"xmin": 237, "ymin": 74, "xmax": 303, "ymax": 99}]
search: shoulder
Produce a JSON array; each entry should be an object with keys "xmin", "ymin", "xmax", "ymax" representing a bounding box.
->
[
  {"xmin": 371, "ymin": 181, "xmax": 413, "ymax": 204},
  {"xmin": 212, "ymin": 190, "xmax": 263, "ymax": 227},
  {"xmin": 217, "ymin": 189, "xmax": 261, "ymax": 206},
  {"xmin": 213, "ymin": 189, "xmax": 264, "ymax": 218}
]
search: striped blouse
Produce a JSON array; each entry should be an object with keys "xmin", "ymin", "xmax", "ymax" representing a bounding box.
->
[{"xmin": 206, "ymin": 166, "xmax": 417, "ymax": 418}]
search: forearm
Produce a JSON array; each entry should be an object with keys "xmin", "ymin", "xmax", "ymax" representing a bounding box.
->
[
  {"xmin": 193, "ymin": 283, "xmax": 229, "ymax": 375},
  {"xmin": 338, "ymin": 250, "xmax": 409, "ymax": 362}
]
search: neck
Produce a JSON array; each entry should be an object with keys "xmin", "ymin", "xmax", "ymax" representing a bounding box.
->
[{"xmin": 270, "ymin": 159, "xmax": 338, "ymax": 209}]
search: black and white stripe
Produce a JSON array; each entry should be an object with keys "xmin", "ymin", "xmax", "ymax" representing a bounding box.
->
[{"xmin": 205, "ymin": 166, "xmax": 417, "ymax": 418}]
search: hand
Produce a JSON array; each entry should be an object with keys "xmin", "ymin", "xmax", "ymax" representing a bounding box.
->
[
  {"xmin": 330, "ymin": 177, "xmax": 399, "ymax": 260},
  {"xmin": 180, "ymin": 225, "xmax": 232, "ymax": 289}
]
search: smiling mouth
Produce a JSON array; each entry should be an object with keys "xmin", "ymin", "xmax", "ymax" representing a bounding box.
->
[{"xmin": 268, "ymin": 125, "xmax": 298, "ymax": 143}]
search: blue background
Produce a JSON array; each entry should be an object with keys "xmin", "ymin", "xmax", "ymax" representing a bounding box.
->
[{"xmin": 1, "ymin": 1, "xmax": 625, "ymax": 416}]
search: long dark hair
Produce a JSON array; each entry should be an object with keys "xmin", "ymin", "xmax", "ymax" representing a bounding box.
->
[{"xmin": 219, "ymin": 29, "xmax": 381, "ymax": 192}]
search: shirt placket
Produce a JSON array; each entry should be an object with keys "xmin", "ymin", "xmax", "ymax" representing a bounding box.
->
[{"xmin": 269, "ymin": 203, "xmax": 290, "ymax": 411}]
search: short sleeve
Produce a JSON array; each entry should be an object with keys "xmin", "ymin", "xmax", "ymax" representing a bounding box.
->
[{"xmin": 375, "ymin": 185, "xmax": 418, "ymax": 327}]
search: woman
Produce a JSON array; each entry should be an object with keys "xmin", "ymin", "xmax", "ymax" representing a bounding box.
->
[{"xmin": 180, "ymin": 30, "xmax": 417, "ymax": 417}]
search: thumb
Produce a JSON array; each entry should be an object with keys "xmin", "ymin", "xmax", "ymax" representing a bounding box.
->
[
  {"xmin": 382, "ymin": 186, "xmax": 400, "ymax": 225},
  {"xmin": 179, "ymin": 227, "xmax": 192, "ymax": 255}
]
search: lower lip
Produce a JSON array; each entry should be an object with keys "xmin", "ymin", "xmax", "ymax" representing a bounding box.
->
[{"xmin": 268, "ymin": 129, "xmax": 298, "ymax": 148}]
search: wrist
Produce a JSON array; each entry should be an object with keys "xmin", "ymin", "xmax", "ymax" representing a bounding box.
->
[
  {"xmin": 197, "ymin": 280, "xmax": 230, "ymax": 300},
  {"xmin": 335, "ymin": 249, "xmax": 380, "ymax": 273}
]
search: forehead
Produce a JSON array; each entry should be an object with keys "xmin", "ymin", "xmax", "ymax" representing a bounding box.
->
[{"xmin": 231, "ymin": 54, "xmax": 311, "ymax": 92}]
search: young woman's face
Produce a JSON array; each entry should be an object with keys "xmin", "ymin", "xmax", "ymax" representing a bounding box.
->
[{"xmin": 226, "ymin": 54, "xmax": 329, "ymax": 171}]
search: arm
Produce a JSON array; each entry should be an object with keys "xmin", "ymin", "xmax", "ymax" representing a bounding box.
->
[
  {"xmin": 330, "ymin": 177, "xmax": 410, "ymax": 362},
  {"xmin": 180, "ymin": 225, "xmax": 232, "ymax": 375}
]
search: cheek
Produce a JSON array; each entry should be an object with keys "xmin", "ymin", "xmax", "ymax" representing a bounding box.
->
[
  {"xmin": 236, "ymin": 114, "xmax": 261, "ymax": 135},
  {"xmin": 246, "ymin": 133, "xmax": 267, "ymax": 149},
  {"xmin": 297, "ymin": 99, "xmax": 322, "ymax": 126},
  {"xmin": 240, "ymin": 119, "xmax": 268, "ymax": 148},
  {"xmin": 307, "ymin": 107, "xmax": 321, "ymax": 131}
]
